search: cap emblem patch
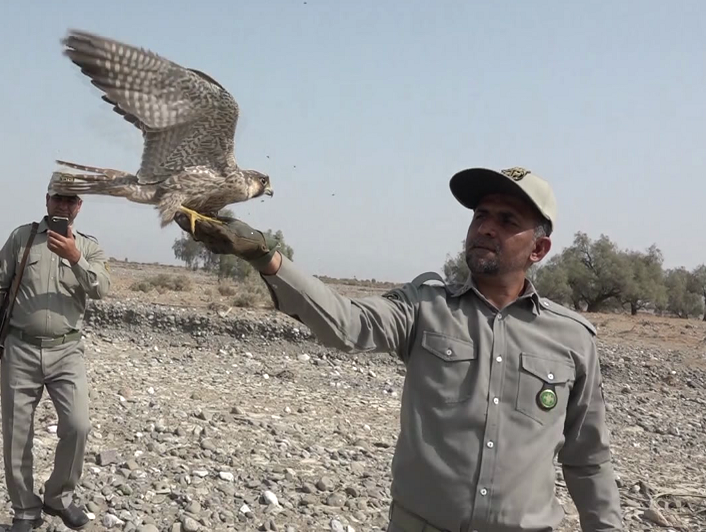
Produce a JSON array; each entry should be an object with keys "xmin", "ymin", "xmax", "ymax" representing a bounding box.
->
[{"xmin": 500, "ymin": 167, "xmax": 531, "ymax": 181}]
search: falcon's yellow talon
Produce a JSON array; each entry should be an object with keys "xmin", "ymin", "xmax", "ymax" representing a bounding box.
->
[{"xmin": 177, "ymin": 206, "xmax": 225, "ymax": 234}]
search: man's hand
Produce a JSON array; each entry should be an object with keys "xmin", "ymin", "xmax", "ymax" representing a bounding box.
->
[
  {"xmin": 47, "ymin": 228, "xmax": 81, "ymax": 264},
  {"xmin": 174, "ymin": 213, "xmax": 279, "ymax": 272}
]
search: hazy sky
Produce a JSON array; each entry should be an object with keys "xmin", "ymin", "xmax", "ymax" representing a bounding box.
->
[{"xmin": 1, "ymin": 1, "xmax": 704, "ymax": 282}]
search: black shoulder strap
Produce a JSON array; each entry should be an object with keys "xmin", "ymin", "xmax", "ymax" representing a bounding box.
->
[{"xmin": 0, "ymin": 222, "xmax": 39, "ymax": 347}]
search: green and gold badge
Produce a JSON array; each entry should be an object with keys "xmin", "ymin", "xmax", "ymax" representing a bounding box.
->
[{"xmin": 537, "ymin": 386, "xmax": 557, "ymax": 410}]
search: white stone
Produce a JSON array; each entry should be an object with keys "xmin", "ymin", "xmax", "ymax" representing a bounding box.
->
[
  {"xmin": 261, "ymin": 490, "xmax": 279, "ymax": 506},
  {"xmin": 219, "ymin": 471, "xmax": 235, "ymax": 482}
]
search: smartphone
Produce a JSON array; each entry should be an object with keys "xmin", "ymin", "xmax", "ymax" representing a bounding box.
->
[{"xmin": 48, "ymin": 216, "xmax": 69, "ymax": 237}]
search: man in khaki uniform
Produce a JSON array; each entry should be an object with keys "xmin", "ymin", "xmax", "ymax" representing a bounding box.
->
[
  {"xmin": 175, "ymin": 166, "xmax": 623, "ymax": 532},
  {"xmin": 0, "ymin": 174, "xmax": 110, "ymax": 531}
]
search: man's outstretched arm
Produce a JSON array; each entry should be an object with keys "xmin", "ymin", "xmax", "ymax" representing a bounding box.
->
[
  {"xmin": 175, "ymin": 215, "xmax": 418, "ymax": 358},
  {"xmin": 260, "ymin": 251, "xmax": 417, "ymax": 356}
]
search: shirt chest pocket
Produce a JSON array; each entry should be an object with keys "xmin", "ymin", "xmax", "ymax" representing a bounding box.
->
[
  {"xmin": 515, "ymin": 353, "xmax": 575, "ymax": 425},
  {"xmin": 20, "ymin": 250, "xmax": 42, "ymax": 281},
  {"xmin": 414, "ymin": 330, "xmax": 476, "ymax": 404}
]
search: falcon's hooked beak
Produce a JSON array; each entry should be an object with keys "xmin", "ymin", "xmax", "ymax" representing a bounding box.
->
[{"xmin": 264, "ymin": 184, "xmax": 274, "ymax": 197}]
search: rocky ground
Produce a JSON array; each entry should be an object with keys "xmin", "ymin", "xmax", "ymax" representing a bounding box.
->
[{"xmin": 0, "ymin": 260, "xmax": 704, "ymax": 531}]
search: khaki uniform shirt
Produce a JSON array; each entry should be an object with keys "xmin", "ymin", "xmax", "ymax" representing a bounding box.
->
[
  {"xmin": 261, "ymin": 256, "xmax": 622, "ymax": 532},
  {"xmin": 0, "ymin": 217, "xmax": 111, "ymax": 338}
]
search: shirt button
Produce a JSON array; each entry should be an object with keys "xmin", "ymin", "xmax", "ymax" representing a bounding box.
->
[
  {"xmin": 496, "ymin": 356, "xmax": 502, "ymax": 363},
  {"xmin": 493, "ymin": 397, "xmax": 499, "ymax": 405},
  {"xmin": 480, "ymin": 488, "xmax": 487, "ymax": 496},
  {"xmin": 548, "ymin": 373, "xmax": 554, "ymax": 381},
  {"xmin": 487, "ymin": 441, "xmax": 494, "ymax": 448},
  {"xmin": 445, "ymin": 348, "xmax": 453, "ymax": 356},
  {"xmin": 497, "ymin": 314, "xmax": 503, "ymax": 320}
]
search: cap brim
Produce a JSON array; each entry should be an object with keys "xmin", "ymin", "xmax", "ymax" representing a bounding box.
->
[
  {"xmin": 450, "ymin": 168, "xmax": 535, "ymax": 211},
  {"xmin": 48, "ymin": 191, "xmax": 80, "ymax": 198}
]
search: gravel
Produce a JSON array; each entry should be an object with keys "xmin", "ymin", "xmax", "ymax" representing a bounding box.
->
[{"xmin": 0, "ymin": 297, "xmax": 703, "ymax": 531}]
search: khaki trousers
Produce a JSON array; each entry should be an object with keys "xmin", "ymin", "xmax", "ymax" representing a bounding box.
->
[{"xmin": 0, "ymin": 331, "xmax": 90, "ymax": 520}]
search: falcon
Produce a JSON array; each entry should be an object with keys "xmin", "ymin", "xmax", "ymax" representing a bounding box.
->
[{"xmin": 52, "ymin": 29, "xmax": 273, "ymax": 233}]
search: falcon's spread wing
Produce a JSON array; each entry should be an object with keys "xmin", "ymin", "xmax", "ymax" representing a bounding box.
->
[{"xmin": 61, "ymin": 29, "xmax": 239, "ymax": 184}]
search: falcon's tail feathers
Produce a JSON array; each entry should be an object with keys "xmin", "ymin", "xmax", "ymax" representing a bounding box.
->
[
  {"xmin": 56, "ymin": 159, "xmax": 131, "ymax": 179},
  {"xmin": 50, "ymin": 171, "xmax": 158, "ymax": 205}
]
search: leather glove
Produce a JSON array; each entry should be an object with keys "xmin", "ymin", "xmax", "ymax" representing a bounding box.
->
[{"xmin": 173, "ymin": 213, "xmax": 276, "ymax": 269}]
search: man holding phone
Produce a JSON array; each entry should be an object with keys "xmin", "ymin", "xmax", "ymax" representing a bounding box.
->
[{"xmin": 0, "ymin": 173, "xmax": 111, "ymax": 531}]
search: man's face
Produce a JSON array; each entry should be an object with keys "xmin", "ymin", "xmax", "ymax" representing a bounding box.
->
[
  {"xmin": 465, "ymin": 193, "xmax": 551, "ymax": 277},
  {"xmin": 46, "ymin": 193, "xmax": 82, "ymax": 222}
]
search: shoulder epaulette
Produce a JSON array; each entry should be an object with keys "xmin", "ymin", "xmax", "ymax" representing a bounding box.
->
[
  {"xmin": 539, "ymin": 298, "xmax": 597, "ymax": 335},
  {"xmin": 410, "ymin": 271, "xmax": 446, "ymax": 288},
  {"xmin": 11, "ymin": 222, "xmax": 39, "ymax": 239},
  {"xmin": 76, "ymin": 231, "xmax": 98, "ymax": 243},
  {"xmin": 14, "ymin": 222, "xmax": 36, "ymax": 234},
  {"xmin": 382, "ymin": 272, "xmax": 445, "ymax": 302}
]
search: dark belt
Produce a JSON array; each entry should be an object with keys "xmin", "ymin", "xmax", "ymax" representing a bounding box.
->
[
  {"xmin": 389, "ymin": 502, "xmax": 449, "ymax": 532},
  {"xmin": 9, "ymin": 327, "xmax": 81, "ymax": 348}
]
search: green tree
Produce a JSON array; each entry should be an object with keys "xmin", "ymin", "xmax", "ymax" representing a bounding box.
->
[
  {"xmin": 442, "ymin": 241, "xmax": 469, "ymax": 285},
  {"xmin": 532, "ymin": 255, "xmax": 573, "ymax": 305},
  {"xmin": 688, "ymin": 264, "xmax": 706, "ymax": 321},
  {"xmin": 663, "ymin": 267, "xmax": 704, "ymax": 319},
  {"xmin": 561, "ymin": 232, "xmax": 632, "ymax": 312},
  {"xmin": 172, "ymin": 236, "xmax": 203, "ymax": 270},
  {"xmin": 620, "ymin": 245, "xmax": 668, "ymax": 315}
]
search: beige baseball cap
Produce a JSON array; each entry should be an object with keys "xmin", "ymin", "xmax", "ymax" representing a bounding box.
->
[
  {"xmin": 450, "ymin": 166, "xmax": 557, "ymax": 231},
  {"xmin": 47, "ymin": 172, "xmax": 79, "ymax": 197}
]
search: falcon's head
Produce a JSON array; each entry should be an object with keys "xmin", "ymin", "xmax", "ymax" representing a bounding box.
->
[{"xmin": 247, "ymin": 170, "xmax": 274, "ymax": 198}]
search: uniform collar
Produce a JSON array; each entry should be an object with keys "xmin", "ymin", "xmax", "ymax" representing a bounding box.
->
[
  {"xmin": 521, "ymin": 278, "xmax": 543, "ymax": 316},
  {"xmin": 449, "ymin": 274, "xmax": 543, "ymax": 316}
]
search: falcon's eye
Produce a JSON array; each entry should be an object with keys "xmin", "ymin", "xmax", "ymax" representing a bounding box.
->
[{"xmin": 260, "ymin": 177, "xmax": 267, "ymax": 185}]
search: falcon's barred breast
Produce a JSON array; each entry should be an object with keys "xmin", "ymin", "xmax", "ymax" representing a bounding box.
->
[{"xmin": 53, "ymin": 29, "xmax": 273, "ymax": 231}]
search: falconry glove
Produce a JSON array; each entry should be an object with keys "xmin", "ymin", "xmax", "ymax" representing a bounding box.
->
[{"xmin": 174, "ymin": 213, "xmax": 276, "ymax": 269}]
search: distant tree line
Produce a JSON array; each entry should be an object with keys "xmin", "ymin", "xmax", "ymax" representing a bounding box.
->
[
  {"xmin": 171, "ymin": 209, "xmax": 294, "ymax": 281},
  {"xmin": 443, "ymin": 231, "xmax": 706, "ymax": 320}
]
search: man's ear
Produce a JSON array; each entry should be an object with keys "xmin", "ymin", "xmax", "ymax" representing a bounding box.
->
[{"xmin": 529, "ymin": 236, "xmax": 551, "ymax": 264}]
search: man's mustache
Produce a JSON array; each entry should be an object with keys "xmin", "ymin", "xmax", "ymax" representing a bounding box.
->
[{"xmin": 468, "ymin": 238, "xmax": 500, "ymax": 253}]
